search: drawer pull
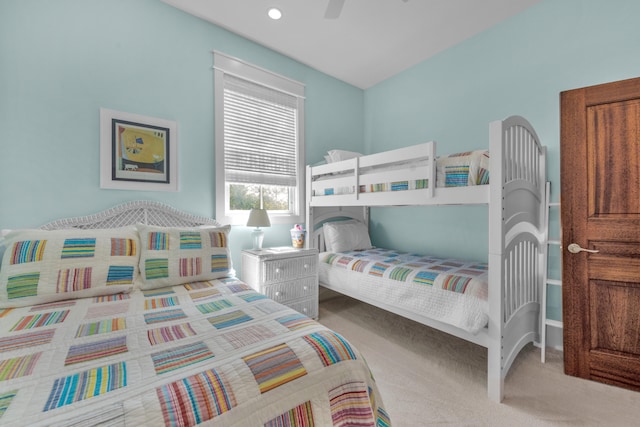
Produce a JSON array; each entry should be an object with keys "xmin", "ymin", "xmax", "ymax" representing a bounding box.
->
[
  {"xmin": 275, "ymin": 291, "xmax": 282, "ymax": 297},
  {"xmin": 275, "ymin": 268, "xmax": 281, "ymax": 274},
  {"xmin": 302, "ymin": 307, "xmax": 308, "ymax": 313},
  {"xmin": 303, "ymin": 286, "xmax": 308, "ymax": 291},
  {"xmin": 303, "ymin": 264, "xmax": 309, "ymax": 269}
]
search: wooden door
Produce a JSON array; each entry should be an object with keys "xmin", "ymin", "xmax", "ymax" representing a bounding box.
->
[{"xmin": 561, "ymin": 77, "xmax": 640, "ymax": 391}]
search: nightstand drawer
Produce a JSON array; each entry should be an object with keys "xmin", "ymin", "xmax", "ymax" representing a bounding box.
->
[
  {"xmin": 263, "ymin": 277, "xmax": 317, "ymax": 303},
  {"xmin": 263, "ymin": 255, "xmax": 317, "ymax": 284},
  {"xmin": 287, "ymin": 299, "xmax": 318, "ymax": 319}
]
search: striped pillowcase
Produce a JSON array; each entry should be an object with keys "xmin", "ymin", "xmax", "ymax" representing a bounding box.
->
[
  {"xmin": 136, "ymin": 225, "xmax": 232, "ymax": 290},
  {"xmin": 0, "ymin": 226, "xmax": 140, "ymax": 308}
]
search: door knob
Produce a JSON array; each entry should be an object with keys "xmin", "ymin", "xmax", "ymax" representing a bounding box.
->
[{"xmin": 567, "ymin": 243, "xmax": 599, "ymax": 254}]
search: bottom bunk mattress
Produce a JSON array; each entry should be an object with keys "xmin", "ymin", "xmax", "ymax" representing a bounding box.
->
[
  {"xmin": 320, "ymin": 249, "xmax": 489, "ymax": 334},
  {"xmin": 0, "ymin": 278, "xmax": 389, "ymax": 426}
]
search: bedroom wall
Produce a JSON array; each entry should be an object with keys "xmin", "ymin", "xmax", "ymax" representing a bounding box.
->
[
  {"xmin": 0, "ymin": 0, "xmax": 364, "ymax": 272},
  {"xmin": 4, "ymin": 1, "xmax": 638, "ymax": 349},
  {"xmin": 364, "ymin": 0, "xmax": 640, "ymax": 344}
]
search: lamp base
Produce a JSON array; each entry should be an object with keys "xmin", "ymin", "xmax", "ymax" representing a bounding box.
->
[{"xmin": 251, "ymin": 228, "xmax": 265, "ymax": 250}]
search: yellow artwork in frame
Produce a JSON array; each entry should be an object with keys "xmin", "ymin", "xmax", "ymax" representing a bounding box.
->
[{"xmin": 100, "ymin": 108, "xmax": 178, "ymax": 192}]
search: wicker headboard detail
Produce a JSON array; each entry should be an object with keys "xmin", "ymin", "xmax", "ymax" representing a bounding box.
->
[{"xmin": 40, "ymin": 201, "xmax": 221, "ymax": 230}]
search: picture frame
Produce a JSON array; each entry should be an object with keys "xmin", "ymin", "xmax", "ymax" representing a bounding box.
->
[{"xmin": 100, "ymin": 108, "xmax": 178, "ymax": 191}]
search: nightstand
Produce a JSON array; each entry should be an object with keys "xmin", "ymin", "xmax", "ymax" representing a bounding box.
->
[{"xmin": 241, "ymin": 247, "xmax": 319, "ymax": 319}]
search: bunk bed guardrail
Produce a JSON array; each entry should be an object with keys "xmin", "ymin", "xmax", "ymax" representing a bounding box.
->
[{"xmin": 306, "ymin": 142, "xmax": 437, "ymax": 206}]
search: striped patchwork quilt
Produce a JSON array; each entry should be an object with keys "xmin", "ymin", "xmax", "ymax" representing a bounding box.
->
[
  {"xmin": 321, "ymin": 249, "xmax": 489, "ymax": 333},
  {"xmin": 0, "ymin": 278, "xmax": 389, "ymax": 426}
]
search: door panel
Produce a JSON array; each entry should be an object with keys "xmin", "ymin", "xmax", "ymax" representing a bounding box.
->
[
  {"xmin": 590, "ymin": 280, "xmax": 640, "ymax": 354},
  {"xmin": 561, "ymin": 76, "xmax": 640, "ymax": 392},
  {"xmin": 587, "ymin": 100, "xmax": 640, "ymax": 217}
]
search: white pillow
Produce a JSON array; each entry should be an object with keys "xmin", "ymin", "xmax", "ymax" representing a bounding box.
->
[
  {"xmin": 0, "ymin": 226, "xmax": 140, "ymax": 308},
  {"xmin": 323, "ymin": 220, "xmax": 372, "ymax": 253},
  {"xmin": 136, "ymin": 224, "xmax": 232, "ymax": 290},
  {"xmin": 327, "ymin": 149, "xmax": 362, "ymax": 163}
]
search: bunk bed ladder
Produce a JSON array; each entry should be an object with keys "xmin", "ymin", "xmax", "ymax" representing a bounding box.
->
[{"xmin": 541, "ymin": 181, "xmax": 562, "ymax": 363}]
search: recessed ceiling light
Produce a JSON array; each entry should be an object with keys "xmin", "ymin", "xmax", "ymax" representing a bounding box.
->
[{"xmin": 268, "ymin": 7, "xmax": 282, "ymax": 20}]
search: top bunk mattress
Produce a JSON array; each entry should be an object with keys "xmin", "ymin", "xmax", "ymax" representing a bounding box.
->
[
  {"xmin": 312, "ymin": 149, "xmax": 489, "ymax": 197},
  {"xmin": 319, "ymin": 248, "xmax": 489, "ymax": 334}
]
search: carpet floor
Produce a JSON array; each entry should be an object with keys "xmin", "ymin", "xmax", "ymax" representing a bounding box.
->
[{"xmin": 317, "ymin": 295, "xmax": 640, "ymax": 427}]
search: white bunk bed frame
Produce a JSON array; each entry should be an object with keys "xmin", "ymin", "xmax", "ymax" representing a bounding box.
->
[{"xmin": 305, "ymin": 115, "xmax": 547, "ymax": 402}]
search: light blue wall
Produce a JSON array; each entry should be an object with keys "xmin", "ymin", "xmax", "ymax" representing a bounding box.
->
[
  {"xmin": 364, "ymin": 0, "xmax": 640, "ymax": 327},
  {"xmin": 3, "ymin": 0, "xmax": 639, "ymax": 338},
  {"xmin": 0, "ymin": 0, "xmax": 364, "ymax": 272}
]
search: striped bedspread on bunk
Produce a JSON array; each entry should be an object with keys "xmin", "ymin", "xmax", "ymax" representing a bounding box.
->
[
  {"xmin": 0, "ymin": 278, "xmax": 388, "ymax": 426},
  {"xmin": 316, "ymin": 149, "xmax": 490, "ymax": 196},
  {"xmin": 359, "ymin": 179, "xmax": 429, "ymax": 194},
  {"xmin": 323, "ymin": 249, "xmax": 488, "ymax": 299},
  {"xmin": 320, "ymin": 248, "xmax": 489, "ymax": 333}
]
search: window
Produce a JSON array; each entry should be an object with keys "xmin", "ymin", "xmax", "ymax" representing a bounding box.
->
[{"xmin": 214, "ymin": 52, "xmax": 305, "ymax": 225}]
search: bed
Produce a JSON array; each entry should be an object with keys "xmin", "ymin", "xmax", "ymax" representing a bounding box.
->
[
  {"xmin": 0, "ymin": 201, "xmax": 389, "ymax": 426},
  {"xmin": 306, "ymin": 115, "xmax": 547, "ymax": 402}
]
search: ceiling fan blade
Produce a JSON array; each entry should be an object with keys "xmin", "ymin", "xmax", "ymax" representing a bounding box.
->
[{"xmin": 324, "ymin": 0, "xmax": 345, "ymax": 19}]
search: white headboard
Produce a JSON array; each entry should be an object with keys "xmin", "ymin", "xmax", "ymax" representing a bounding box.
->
[
  {"xmin": 40, "ymin": 201, "xmax": 221, "ymax": 230},
  {"xmin": 307, "ymin": 206, "xmax": 369, "ymax": 252}
]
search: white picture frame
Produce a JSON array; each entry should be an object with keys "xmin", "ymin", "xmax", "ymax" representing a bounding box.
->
[{"xmin": 100, "ymin": 108, "xmax": 178, "ymax": 192}]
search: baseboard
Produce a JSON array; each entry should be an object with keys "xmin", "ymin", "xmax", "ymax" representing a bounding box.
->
[{"xmin": 547, "ymin": 325, "xmax": 563, "ymax": 351}]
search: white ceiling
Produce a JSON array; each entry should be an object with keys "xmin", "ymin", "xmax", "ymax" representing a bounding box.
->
[{"xmin": 162, "ymin": 0, "xmax": 541, "ymax": 89}]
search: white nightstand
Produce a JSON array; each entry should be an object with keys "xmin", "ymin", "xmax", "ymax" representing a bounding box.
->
[{"xmin": 241, "ymin": 247, "xmax": 319, "ymax": 319}]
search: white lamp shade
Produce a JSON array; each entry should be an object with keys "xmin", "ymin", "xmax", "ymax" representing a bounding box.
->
[{"xmin": 246, "ymin": 209, "xmax": 271, "ymax": 228}]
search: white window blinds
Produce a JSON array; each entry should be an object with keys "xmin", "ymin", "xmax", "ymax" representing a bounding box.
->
[{"xmin": 223, "ymin": 74, "xmax": 299, "ymax": 187}]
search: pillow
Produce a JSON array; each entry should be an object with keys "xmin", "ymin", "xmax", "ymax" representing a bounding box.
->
[
  {"xmin": 0, "ymin": 226, "xmax": 140, "ymax": 308},
  {"xmin": 323, "ymin": 220, "xmax": 372, "ymax": 253},
  {"xmin": 136, "ymin": 224, "xmax": 232, "ymax": 290},
  {"xmin": 436, "ymin": 149, "xmax": 490, "ymax": 187},
  {"xmin": 327, "ymin": 149, "xmax": 363, "ymax": 163}
]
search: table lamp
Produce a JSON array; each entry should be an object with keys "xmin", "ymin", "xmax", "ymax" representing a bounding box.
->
[{"xmin": 247, "ymin": 208, "xmax": 271, "ymax": 249}]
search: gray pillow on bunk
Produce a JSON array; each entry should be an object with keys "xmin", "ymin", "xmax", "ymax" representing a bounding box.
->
[{"xmin": 323, "ymin": 220, "xmax": 372, "ymax": 253}]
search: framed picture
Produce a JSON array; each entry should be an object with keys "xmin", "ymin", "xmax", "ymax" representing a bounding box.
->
[{"xmin": 100, "ymin": 108, "xmax": 178, "ymax": 191}]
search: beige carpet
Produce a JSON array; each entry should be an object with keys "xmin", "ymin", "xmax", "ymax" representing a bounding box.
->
[{"xmin": 317, "ymin": 295, "xmax": 640, "ymax": 427}]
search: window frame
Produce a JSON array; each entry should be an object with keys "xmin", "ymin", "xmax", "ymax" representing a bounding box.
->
[{"xmin": 213, "ymin": 52, "xmax": 305, "ymax": 226}]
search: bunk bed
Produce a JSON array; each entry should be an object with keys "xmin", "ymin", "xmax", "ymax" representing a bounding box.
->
[{"xmin": 305, "ymin": 115, "xmax": 547, "ymax": 402}]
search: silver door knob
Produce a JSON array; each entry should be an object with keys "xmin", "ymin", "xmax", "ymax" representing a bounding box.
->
[{"xmin": 567, "ymin": 243, "xmax": 599, "ymax": 254}]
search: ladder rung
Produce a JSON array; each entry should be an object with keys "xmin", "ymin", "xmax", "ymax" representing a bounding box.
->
[
  {"xmin": 546, "ymin": 279, "xmax": 562, "ymax": 286},
  {"xmin": 545, "ymin": 319, "xmax": 563, "ymax": 328}
]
